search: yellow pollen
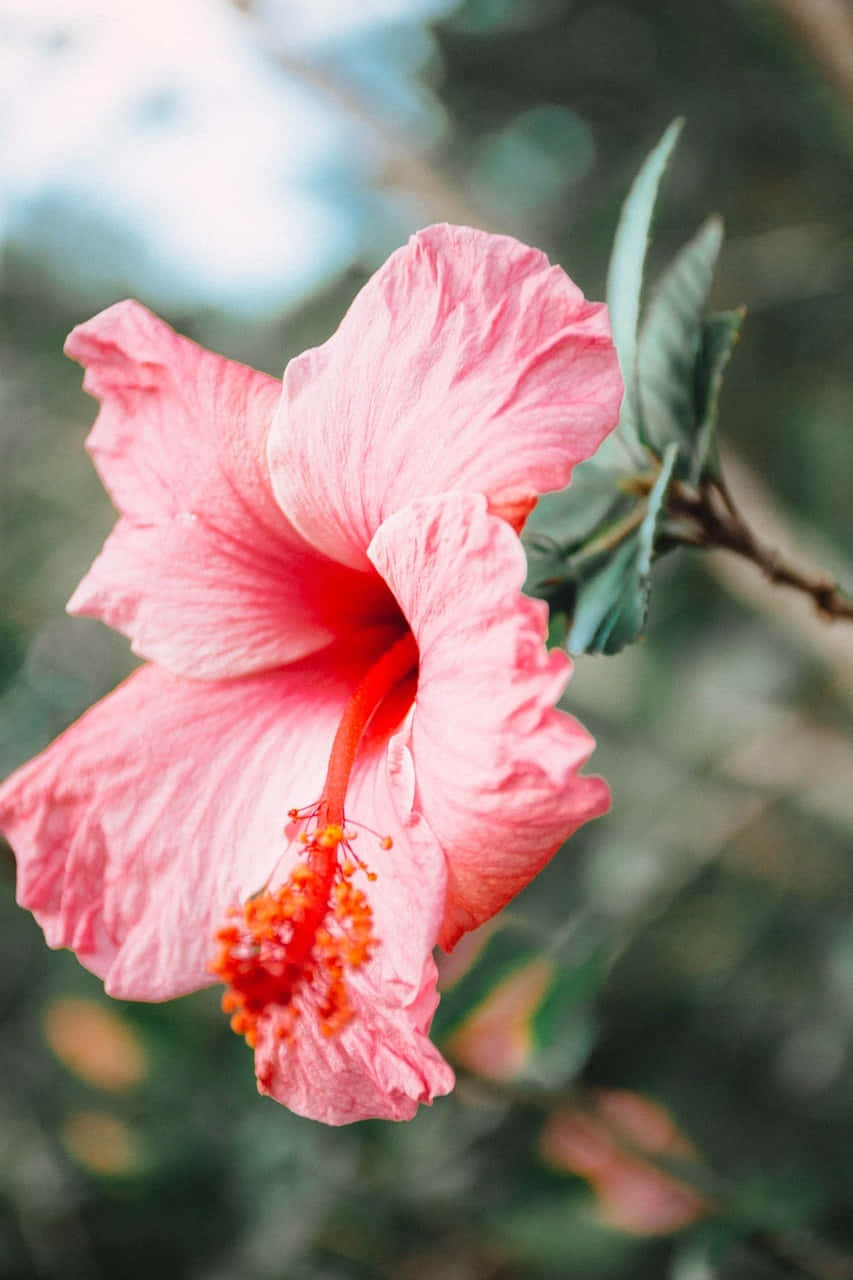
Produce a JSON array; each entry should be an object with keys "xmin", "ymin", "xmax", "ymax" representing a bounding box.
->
[{"xmin": 318, "ymin": 824, "xmax": 345, "ymax": 847}]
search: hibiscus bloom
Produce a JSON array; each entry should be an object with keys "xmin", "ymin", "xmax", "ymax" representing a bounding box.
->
[{"xmin": 0, "ymin": 225, "xmax": 621, "ymax": 1123}]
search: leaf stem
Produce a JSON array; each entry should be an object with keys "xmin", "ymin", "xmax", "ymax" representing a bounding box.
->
[{"xmin": 567, "ymin": 502, "xmax": 648, "ymax": 566}]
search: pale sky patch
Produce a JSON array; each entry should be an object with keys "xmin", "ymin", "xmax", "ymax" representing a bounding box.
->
[{"xmin": 0, "ymin": 0, "xmax": 455, "ymax": 314}]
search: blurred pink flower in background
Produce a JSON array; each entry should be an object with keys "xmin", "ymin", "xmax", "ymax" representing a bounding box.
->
[
  {"xmin": 0, "ymin": 224, "xmax": 621, "ymax": 1123},
  {"xmin": 540, "ymin": 1089, "xmax": 712, "ymax": 1235},
  {"xmin": 444, "ymin": 954, "xmax": 554, "ymax": 1081}
]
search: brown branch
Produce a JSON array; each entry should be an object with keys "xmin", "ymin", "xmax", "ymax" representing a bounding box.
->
[{"xmin": 666, "ymin": 478, "xmax": 853, "ymax": 622}]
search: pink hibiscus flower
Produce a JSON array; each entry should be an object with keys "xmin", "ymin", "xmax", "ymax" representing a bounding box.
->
[{"xmin": 0, "ymin": 225, "xmax": 621, "ymax": 1124}]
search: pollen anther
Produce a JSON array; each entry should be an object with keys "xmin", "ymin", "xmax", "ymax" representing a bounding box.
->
[{"xmin": 210, "ymin": 817, "xmax": 378, "ymax": 1048}]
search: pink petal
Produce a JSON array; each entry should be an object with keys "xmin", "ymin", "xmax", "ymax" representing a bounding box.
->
[
  {"xmin": 368, "ymin": 492, "xmax": 610, "ymax": 950},
  {"xmin": 66, "ymin": 301, "xmax": 395, "ymax": 678},
  {"xmin": 0, "ymin": 660, "xmax": 341, "ymax": 997},
  {"xmin": 0, "ymin": 640, "xmax": 452, "ymax": 1122},
  {"xmin": 269, "ymin": 223, "xmax": 623, "ymax": 569}
]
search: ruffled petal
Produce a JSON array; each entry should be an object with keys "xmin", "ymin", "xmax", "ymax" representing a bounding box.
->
[
  {"xmin": 269, "ymin": 223, "xmax": 622, "ymax": 569},
  {"xmin": 66, "ymin": 301, "xmax": 395, "ymax": 678},
  {"xmin": 0, "ymin": 659, "xmax": 350, "ymax": 998},
  {"xmin": 0, "ymin": 640, "xmax": 452, "ymax": 1122},
  {"xmin": 367, "ymin": 492, "xmax": 610, "ymax": 950}
]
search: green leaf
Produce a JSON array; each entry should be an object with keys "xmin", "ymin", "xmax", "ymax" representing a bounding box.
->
[
  {"xmin": 567, "ymin": 443, "xmax": 678, "ymax": 654},
  {"xmin": 691, "ymin": 307, "xmax": 745, "ymax": 484},
  {"xmin": 523, "ymin": 462, "xmax": 639, "ymax": 612},
  {"xmin": 566, "ymin": 538, "xmax": 642, "ymax": 655},
  {"xmin": 605, "ymin": 118, "xmax": 684, "ymax": 460},
  {"xmin": 525, "ymin": 462, "xmax": 634, "ymax": 549},
  {"xmin": 524, "ymin": 120, "xmax": 690, "ymax": 651},
  {"xmin": 530, "ymin": 945, "xmax": 607, "ymax": 1075},
  {"xmin": 637, "ymin": 215, "xmax": 724, "ymax": 469}
]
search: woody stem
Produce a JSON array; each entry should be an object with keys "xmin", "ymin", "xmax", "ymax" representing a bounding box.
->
[{"xmin": 666, "ymin": 479, "xmax": 853, "ymax": 621}]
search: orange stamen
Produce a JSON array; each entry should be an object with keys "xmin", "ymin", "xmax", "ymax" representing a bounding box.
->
[{"xmin": 210, "ymin": 631, "xmax": 418, "ymax": 1047}]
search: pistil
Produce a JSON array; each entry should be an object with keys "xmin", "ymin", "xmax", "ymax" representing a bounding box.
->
[{"xmin": 210, "ymin": 630, "xmax": 419, "ymax": 1047}]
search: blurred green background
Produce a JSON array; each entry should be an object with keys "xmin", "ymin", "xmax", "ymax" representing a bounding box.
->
[{"xmin": 2, "ymin": 1, "xmax": 853, "ymax": 1276}]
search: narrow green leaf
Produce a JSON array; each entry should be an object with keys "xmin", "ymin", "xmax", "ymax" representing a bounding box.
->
[
  {"xmin": 637, "ymin": 215, "xmax": 724, "ymax": 470},
  {"xmin": 531, "ymin": 946, "xmax": 607, "ymax": 1050},
  {"xmin": 566, "ymin": 537, "xmax": 642, "ymax": 655},
  {"xmin": 691, "ymin": 307, "xmax": 745, "ymax": 484},
  {"xmin": 605, "ymin": 118, "xmax": 684, "ymax": 457},
  {"xmin": 636, "ymin": 439, "xmax": 679, "ymax": 572},
  {"xmin": 567, "ymin": 442, "xmax": 678, "ymax": 654}
]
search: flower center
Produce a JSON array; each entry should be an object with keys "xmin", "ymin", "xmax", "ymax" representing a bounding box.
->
[{"xmin": 210, "ymin": 630, "xmax": 419, "ymax": 1048}]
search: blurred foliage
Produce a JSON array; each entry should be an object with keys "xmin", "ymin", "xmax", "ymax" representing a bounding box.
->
[{"xmin": 2, "ymin": 0, "xmax": 853, "ymax": 1277}]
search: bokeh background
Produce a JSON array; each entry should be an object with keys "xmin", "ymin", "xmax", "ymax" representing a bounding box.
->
[{"xmin": 2, "ymin": 1, "xmax": 853, "ymax": 1277}]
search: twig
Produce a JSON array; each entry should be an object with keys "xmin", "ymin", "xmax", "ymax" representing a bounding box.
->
[{"xmin": 666, "ymin": 478, "xmax": 853, "ymax": 622}]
